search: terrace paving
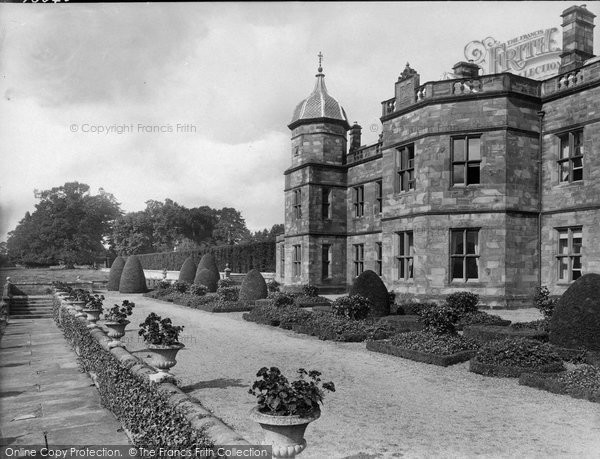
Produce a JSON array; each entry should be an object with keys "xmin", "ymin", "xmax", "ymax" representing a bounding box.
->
[
  {"xmin": 0, "ymin": 318, "xmax": 129, "ymax": 448},
  {"xmin": 108, "ymin": 292, "xmax": 600, "ymax": 459}
]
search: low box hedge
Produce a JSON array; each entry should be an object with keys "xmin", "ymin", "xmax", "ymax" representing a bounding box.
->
[
  {"xmin": 377, "ymin": 315, "xmax": 424, "ymax": 333},
  {"xmin": 463, "ymin": 325, "xmax": 548, "ymax": 344},
  {"xmin": 519, "ymin": 365, "xmax": 600, "ymax": 403},
  {"xmin": 366, "ymin": 339, "xmax": 476, "ymax": 367},
  {"xmin": 144, "ymin": 291, "xmax": 255, "ymax": 313},
  {"xmin": 470, "ymin": 358, "xmax": 566, "ymax": 378}
]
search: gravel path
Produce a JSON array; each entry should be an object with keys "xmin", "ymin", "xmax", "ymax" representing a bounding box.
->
[{"xmin": 105, "ymin": 293, "xmax": 600, "ymax": 458}]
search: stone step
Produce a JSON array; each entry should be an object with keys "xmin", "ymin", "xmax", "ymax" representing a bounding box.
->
[{"xmin": 9, "ymin": 313, "xmax": 54, "ymax": 319}]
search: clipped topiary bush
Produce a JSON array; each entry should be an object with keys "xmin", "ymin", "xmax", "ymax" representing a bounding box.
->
[
  {"xmin": 331, "ymin": 295, "xmax": 371, "ymax": 320},
  {"xmin": 119, "ymin": 255, "xmax": 147, "ymax": 294},
  {"xmin": 194, "ymin": 268, "xmax": 219, "ymax": 293},
  {"xmin": 107, "ymin": 256, "xmax": 126, "ymax": 291},
  {"xmin": 419, "ymin": 303, "xmax": 460, "ymax": 335},
  {"xmin": 178, "ymin": 257, "xmax": 197, "ymax": 284},
  {"xmin": 239, "ymin": 269, "xmax": 268, "ymax": 302},
  {"xmin": 198, "ymin": 253, "xmax": 219, "ymax": 273},
  {"xmin": 349, "ymin": 270, "xmax": 390, "ymax": 317},
  {"xmin": 549, "ymin": 273, "xmax": 600, "ymax": 352},
  {"xmin": 446, "ymin": 291, "xmax": 479, "ymax": 316}
]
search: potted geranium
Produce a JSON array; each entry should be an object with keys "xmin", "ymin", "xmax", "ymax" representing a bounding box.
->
[
  {"xmin": 249, "ymin": 367, "xmax": 335, "ymax": 458},
  {"xmin": 82, "ymin": 294, "xmax": 104, "ymax": 328},
  {"xmin": 103, "ymin": 300, "xmax": 135, "ymax": 348},
  {"xmin": 138, "ymin": 312, "xmax": 185, "ymax": 382}
]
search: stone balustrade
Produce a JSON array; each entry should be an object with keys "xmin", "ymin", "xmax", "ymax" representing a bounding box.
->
[
  {"xmin": 346, "ymin": 142, "xmax": 382, "ymax": 165},
  {"xmin": 382, "ymin": 59, "xmax": 600, "ymax": 116}
]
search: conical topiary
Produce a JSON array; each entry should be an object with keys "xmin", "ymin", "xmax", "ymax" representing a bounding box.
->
[
  {"xmin": 239, "ymin": 269, "xmax": 268, "ymax": 302},
  {"xmin": 178, "ymin": 256, "xmax": 197, "ymax": 283},
  {"xmin": 119, "ymin": 255, "xmax": 148, "ymax": 293},
  {"xmin": 194, "ymin": 267, "xmax": 219, "ymax": 292},
  {"xmin": 349, "ymin": 269, "xmax": 390, "ymax": 317},
  {"xmin": 198, "ymin": 253, "xmax": 219, "ymax": 272},
  {"xmin": 107, "ymin": 256, "xmax": 126, "ymax": 291}
]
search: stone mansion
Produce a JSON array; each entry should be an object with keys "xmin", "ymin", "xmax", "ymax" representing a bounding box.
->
[{"xmin": 275, "ymin": 5, "xmax": 600, "ymax": 308}]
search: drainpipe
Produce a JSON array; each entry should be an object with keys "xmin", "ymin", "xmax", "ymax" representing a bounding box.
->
[{"xmin": 537, "ymin": 110, "xmax": 545, "ymax": 288}]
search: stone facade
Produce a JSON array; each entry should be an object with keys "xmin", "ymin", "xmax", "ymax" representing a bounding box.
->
[{"xmin": 277, "ymin": 5, "xmax": 600, "ymax": 307}]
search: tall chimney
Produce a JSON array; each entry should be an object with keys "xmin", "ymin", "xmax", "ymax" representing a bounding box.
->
[
  {"xmin": 559, "ymin": 4, "xmax": 596, "ymax": 74},
  {"xmin": 349, "ymin": 122, "xmax": 362, "ymax": 153},
  {"xmin": 452, "ymin": 61, "xmax": 480, "ymax": 78}
]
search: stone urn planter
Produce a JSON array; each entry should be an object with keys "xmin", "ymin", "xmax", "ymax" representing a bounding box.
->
[
  {"xmin": 83, "ymin": 308, "xmax": 102, "ymax": 328},
  {"xmin": 249, "ymin": 407, "xmax": 320, "ymax": 458},
  {"xmin": 104, "ymin": 320, "xmax": 130, "ymax": 347},
  {"xmin": 147, "ymin": 343, "xmax": 185, "ymax": 382}
]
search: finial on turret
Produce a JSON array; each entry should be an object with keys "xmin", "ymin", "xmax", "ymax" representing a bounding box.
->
[{"xmin": 318, "ymin": 51, "xmax": 324, "ymax": 73}]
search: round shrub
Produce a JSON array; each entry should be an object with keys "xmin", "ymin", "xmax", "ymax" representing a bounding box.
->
[
  {"xmin": 119, "ymin": 255, "xmax": 147, "ymax": 294},
  {"xmin": 269, "ymin": 292, "xmax": 295, "ymax": 308},
  {"xmin": 301, "ymin": 284, "xmax": 319, "ymax": 298},
  {"xmin": 331, "ymin": 295, "xmax": 371, "ymax": 320},
  {"xmin": 194, "ymin": 268, "xmax": 219, "ymax": 292},
  {"xmin": 418, "ymin": 303, "xmax": 460, "ymax": 335},
  {"xmin": 446, "ymin": 291, "xmax": 479, "ymax": 316},
  {"xmin": 475, "ymin": 338, "xmax": 562, "ymax": 368},
  {"xmin": 239, "ymin": 269, "xmax": 268, "ymax": 302},
  {"xmin": 549, "ymin": 273, "xmax": 600, "ymax": 351},
  {"xmin": 178, "ymin": 257, "xmax": 197, "ymax": 284},
  {"xmin": 349, "ymin": 270, "xmax": 390, "ymax": 317},
  {"xmin": 171, "ymin": 281, "xmax": 189, "ymax": 294},
  {"xmin": 107, "ymin": 256, "xmax": 125, "ymax": 291},
  {"xmin": 217, "ymin": 286, "xmax": 239, "ymax": 302},
  {"xmin": 189, "ymin": 283, "xmax": 208, "ymax": 296},
  {"xmin": 218, "ymin": 277, "xmax": 236, "ymax": 289}
]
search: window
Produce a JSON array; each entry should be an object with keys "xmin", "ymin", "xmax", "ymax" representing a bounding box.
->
[
  {"xmin": 452, "ymin": 136, "xmax": 481, "ymax": 186},
  {"xmin": 375, "ymin": 180, "xmax": 383, "ymax": 214},
  {"xmin": 292, "ymin": 244, "xmax": 301, "ymax": 277},
  {"xmin": 280, "ymin": 245, "xmax": 285, "ymax": 277},
  {"xmin": 395, "ymin": 144, "xmax": 415, "ymax": 192},
  {"xmin": 293, "ymin": 146, "xmax": 300, "ymax": 157},
  {"xmin": 558, "ymin": 131, "xmax": 583, "ymax": 183},
  {"xmin": 376, "ymin": 242, "xmax": 383, "ymax": 276},
  {"xmin": 396, "ymin": 231, "xmax": 414, "ymax": 280},
  {"xmin": 353, "ymin": 244, "xmax": 364, "ymax": 277},
  {"xmin": 450, "ymin": 229, "xmax": 479, "ymax": 281},
  {"xmin": 557, "ymin": 227, "xmax": 582, "ymax": 282},
  {"xmin": 353, "ymin": 186, "xmax": 364, "ymax": 218},
  {"xmin": 293, "ymin": 189, "xmax": 302, "ymax": 219},
  {"xmin": 322, "ymin": 244, "xmax": 331, "ymax": 280},
  {"xmin": 322, "ymin": 188, "xmax": 331, "ymax": 220}
]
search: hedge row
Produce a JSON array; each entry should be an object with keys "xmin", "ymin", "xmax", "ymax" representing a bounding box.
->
[
  {"xmin": 55, "ymin": 303, "xmax": 213, "ymax": 447},
  {"xmin": 135, "ymin": 241, "xmax": 276, "ymax": 272}
]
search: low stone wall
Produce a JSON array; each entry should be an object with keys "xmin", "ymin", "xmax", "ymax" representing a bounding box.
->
[{"xmin": 55, "ymin": 294, "xmax": 248, "ymax": 447}]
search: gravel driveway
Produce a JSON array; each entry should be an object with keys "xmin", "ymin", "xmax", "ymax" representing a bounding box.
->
[{"xmin": 103, "ymin": 293, "xmax": 600, "ymax": 458}]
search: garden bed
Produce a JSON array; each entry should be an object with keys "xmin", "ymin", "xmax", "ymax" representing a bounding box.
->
[
  {"xmin": 377, "ymin": 315, "xmax": 424, "ymax": 333},
  {"xmin": 519, "ymin": 365, "xmax": 600, "ymax": 403},
  {"xmin": 144, "ymin": 291, "xmax": 255, "ymax": 313},
  {"xmin": 463, "ymin": 324, "xmax": 548, "ymax": 343},
  {"xmin": 366, "ymin": 339, "xmax": 475, "ymax": 367},
  {"xmin": 243, "ymin": 304, "xmax": 393, "ymax": 342},
  {"xmin": 469, "ymin": 358, "xmax": 565, "ymax": 378}
]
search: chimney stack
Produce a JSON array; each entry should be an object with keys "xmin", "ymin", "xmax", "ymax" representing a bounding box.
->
[
  {"xmin": 452, "ymin": 61, "xmax": 480, "ymax": 78},
  {"xmin": 559, "ymin": 4, "xmax": 596, "ymax": 74},
  {"xmin": 349, "ymin": 122, "xmax": 362, "ymax": 153}
]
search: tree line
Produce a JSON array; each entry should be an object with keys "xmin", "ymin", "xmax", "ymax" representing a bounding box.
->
[{"xmin": 4, "ymin": 182, "xmax": 283, "ymax": 267}]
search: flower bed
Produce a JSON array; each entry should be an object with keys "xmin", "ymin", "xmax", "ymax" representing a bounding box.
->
[
  {"xmin": 519, "ymin": 365, "xmax": 600, "ymax": 403},
  {"xmin": 457, "ymin": 311, "xmax": 511, "ymax": 330},
  {"xmin": 470, "ymin": 338, "xmax": 564, "ymax": 378},
  {"xmin": 144, "ymin": 291, "xmax": 254, "ymax": 313},
  {"xmin": 53, "ymin": 299, "xmax": 246, "ymax": 448},
  {"xmin": 463, "ymin": 324, "xmax": 548, "ymax": 344},
  {"xmin": 376, "ymin": 315, "xmax": 424, "ymax": 333},
  {"xmin": 243, "ymin": 304, "xmax": 393, "ymax": 342},
  {"xmin": 367, "ymin": 331, "xmax": 477, "ymax": 366}
]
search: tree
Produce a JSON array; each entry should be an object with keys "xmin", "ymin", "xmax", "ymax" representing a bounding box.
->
[
  {"xmin": 249, "ymin": 223, "xmax": 284, "ymax": 242},
  {"xmin": 7, "ymin": 182, "xmax": 121, "ymax": 267},
  {"xmin": 212, "ymin": 207, "xmax": 251, "ymax": 245}
]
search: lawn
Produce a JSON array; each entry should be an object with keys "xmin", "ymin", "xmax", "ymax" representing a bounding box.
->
[{"xmin": 0, "ymin": 267, "xmax": 108, "ymax": 287}]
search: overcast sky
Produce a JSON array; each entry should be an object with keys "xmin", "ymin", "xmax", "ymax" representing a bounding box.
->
[{"xmin": 1, "ymin": 1, "xmax": 599, "ymax": 242}]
